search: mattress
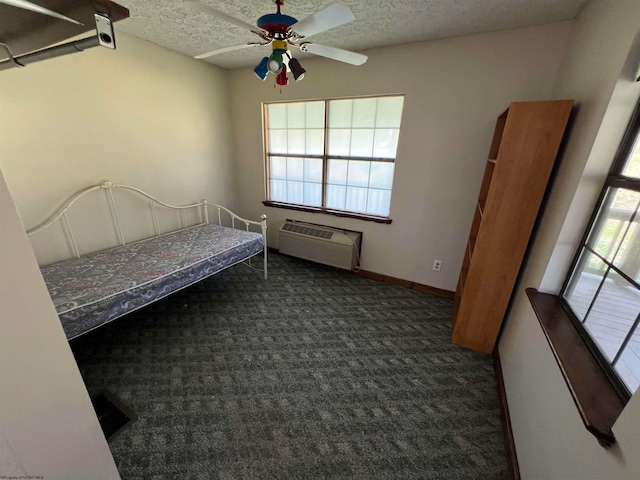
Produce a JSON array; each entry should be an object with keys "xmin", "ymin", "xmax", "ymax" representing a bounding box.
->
[{"xmin": 40, "ymin": 223, "xmax": 264, "ymax": 339}]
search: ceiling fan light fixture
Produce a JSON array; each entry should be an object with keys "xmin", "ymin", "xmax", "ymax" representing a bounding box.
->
[
  {"xmin": 276, "ymin": 63, "xmax": 289, "ymax": 86},
  {"xmin": 253, "ymin": 56, "xmax": 269, "ymax": 80},
  {"xmin": 288, "ymin": 57, "xmax": 306, "ymax": 81},
  {"xmin": 268, "ymin": 49, "xmax": 285, "ymax": 74}
]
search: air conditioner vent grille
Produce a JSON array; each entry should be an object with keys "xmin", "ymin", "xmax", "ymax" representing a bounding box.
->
[{"xmin": 281, "ymin": 223, "xmax": 334, "ymax": 239}]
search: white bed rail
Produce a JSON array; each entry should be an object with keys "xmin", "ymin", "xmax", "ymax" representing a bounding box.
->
[
  {"xmin": 26, "ymin": 180, "xmax": 268, "ymax": 279},
  {"xmin": 202, "ymin": 201, "xmax": 268, "ymax": 279}
]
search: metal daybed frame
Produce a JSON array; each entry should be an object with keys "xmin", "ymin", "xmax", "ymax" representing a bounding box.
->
[{"xmin": 26, "ymin": 180, "xmax": 267, "ymax": 339}]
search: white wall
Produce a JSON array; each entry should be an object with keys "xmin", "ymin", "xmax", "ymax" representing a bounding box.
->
[
  {"xmin": 499, "ymin": 0, "xmax": 640, "ymax": 478},
  {"xmin": 0, "ymin": 168, "xmax": 120, "ymax": 479},
  {"xmin": 0, "ymin": 32, "xmax": 237, "ymax": 264},
  {"xmin": 228, "ymin": 22, "xmax": 572, "ymax": 291}
]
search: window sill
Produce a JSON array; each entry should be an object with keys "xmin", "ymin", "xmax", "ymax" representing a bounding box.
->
[
  {"xmin": 262, "ymin": 201, "xmax": 393, "ymax": 224},
  {"xmin": 525, "ymin": 288, "xmax": 626, "ymax": 447}
]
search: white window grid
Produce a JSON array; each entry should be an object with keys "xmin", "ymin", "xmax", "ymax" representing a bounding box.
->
[{"xmin": 264, "ymin": 96, "xmax": 403, "ymax": 217}]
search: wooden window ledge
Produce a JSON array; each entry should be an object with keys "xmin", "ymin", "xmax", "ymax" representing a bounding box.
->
[{"xmin": 526, "ymin": 288, "xmax": 626, "ymax": 447}]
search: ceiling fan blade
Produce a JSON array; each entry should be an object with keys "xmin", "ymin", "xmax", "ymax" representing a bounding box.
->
[
  {"xmin": 184, "ymin": 0, "xmax": 266, "ymax": 35},
  {"xmin": 0, "ymin": 0, "xmax": 83, "ymax": 25},
  {"xmin": 301, "ymin": 43, "xmax": 367, "ymax": 66},
  {"xmin": 195, "ymin": 43, "xmax": 264, "ymax": 60},
  {"xmin": 289, "ymin": 3, "xmax": 355, "ymax": 39}
]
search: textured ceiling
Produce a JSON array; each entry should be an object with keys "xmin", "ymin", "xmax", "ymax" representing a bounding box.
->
[{"xmin": 114, "ymin": 0, "xmax": 589, "ymax": 69}]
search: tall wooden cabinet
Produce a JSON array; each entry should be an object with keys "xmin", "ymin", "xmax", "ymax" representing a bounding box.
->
[{"xmin": 452, "ymin": 100, "xmax": 573, "ymax": 354}]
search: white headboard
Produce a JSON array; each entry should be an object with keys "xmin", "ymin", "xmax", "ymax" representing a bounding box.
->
[{"xmin": 27, "ymin": 180, "xmax": 266, "ymax": 266}]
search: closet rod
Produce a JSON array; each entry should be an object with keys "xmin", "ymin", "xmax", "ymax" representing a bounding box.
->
[{"xmin": 0, "ymin": 35, "xmax": 100, "ymax": 72}]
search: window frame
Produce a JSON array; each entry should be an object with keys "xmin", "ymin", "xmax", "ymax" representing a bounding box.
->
[
  {"xmin": 560, "ymin": 97, "xmax": 640, "ymax": 402},
  {"xmin": 262, "ymin": 95, "xmax": 404, "ymax": 223}
]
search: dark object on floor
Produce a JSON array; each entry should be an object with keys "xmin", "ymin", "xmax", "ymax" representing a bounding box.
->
[{"xmin": 91, "ymin": 389, "xmax": 137, "ymax": 441}]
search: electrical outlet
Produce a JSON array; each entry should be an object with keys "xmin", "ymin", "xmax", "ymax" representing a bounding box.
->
[{"xmin": 433, "ymin": 260, "xmax": 442, "ymax": 271}]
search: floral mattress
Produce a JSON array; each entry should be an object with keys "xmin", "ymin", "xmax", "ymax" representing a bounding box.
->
[{"xmin": 40, "ymin": 223, "xmax": 264, "ymax": 339}]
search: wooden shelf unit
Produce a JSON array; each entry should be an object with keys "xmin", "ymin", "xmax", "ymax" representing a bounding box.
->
[{"xmin": 452, "ymin": 100, "xmax": 573, "ymax": 354}]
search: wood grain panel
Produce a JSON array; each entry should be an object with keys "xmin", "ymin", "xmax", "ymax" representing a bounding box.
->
[{"xmin": 452, "ymin": 100, "xmax": 573, "ymax": 353}]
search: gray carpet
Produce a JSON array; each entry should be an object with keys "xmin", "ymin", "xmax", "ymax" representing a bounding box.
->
[{"xmin": 71, "ymin": 253, "xmax": 508, "ymax": 480}]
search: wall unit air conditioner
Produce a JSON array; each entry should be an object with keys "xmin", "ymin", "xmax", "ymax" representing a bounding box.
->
[{"xmin": 278, "ymin": 221, "xmax": 361, "ymax": 270}]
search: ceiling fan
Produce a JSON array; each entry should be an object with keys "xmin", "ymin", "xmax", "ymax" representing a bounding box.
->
[
  {"xmin": 185, "ymin": 0, "xmax": 368, "ymax": 86},
  {"xmin": 0, "ymin": 0, "xmax": 83, "ymax": 25}
]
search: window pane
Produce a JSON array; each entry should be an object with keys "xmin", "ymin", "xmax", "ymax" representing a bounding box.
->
[
  {"xmin": 306, "ymin": 101, "xmax": 325, "ymax": 129},
  {"xmin": 587, "ymin": 188, "xmax": 640, "ymax": 262},
  {"xmin": 268, "ymin": 130, "xmax": 287, "ymax": 154},
  {"xmin": 376, "ymin": 96, "xmax": 404, "ymax": 127},
  {"xmin": 305, "ymin": 129, "xmax": 324, "ymax": 155},
  {"xmin": 367, "ymin": 189, "xmax": 391, "ymax": 216},
  {"xmin": 326, "ymin": 185, "xmax": 346, "ymax": 209},
  {"xmin": 373, "ymin": 129, "xmax": 400, "ymax": 158},
  {"xmin": 622, "ymin": 134, "xmax": 640, "ymax": 178},
  {"xmin": 329, "ymin": 99, "xmax": 353, "ymax": 128},
  {"xmin": 584, "ymin": 270, "xmax": 640, "ymax": 362},
  {"xmin": 288, "ymin": 129, "xmax": 305, "ymax": 154},
  {"xmin": 287, "ymin": 103, "xmax": 305, "ymax": 128},
  {"xmin": 304, "ymin": 158, "xmax": 322, "ymax": 183},
  {"xmin": 347, "ymin": 161, "xmax": 370, "ymax": 187},
  {"xmin": 369, "ymin": 162, "xmax": 394, "ymax": 189},
  {"xmin": 328, "ymin": 159, "xmax": 348, "ymax": 185},
  {"xmin": 615, "ymin": 326, "xmax": 640, "ymax": 393},
  {"xmin": 267, "ymin": 103, "xmax": 287, "ymax": 129},
  {"xmin": 613, "ymin": 219, "xmax": 640, "ymax": 284},
  {"xmin": 350, "ymin": 129, "xmax": 374, "ymax": 157},
  {"xmin": 269, "ymin": 156, "xmax": 287, "ymax": 180},
  {"xmin": 346, "ymin": 186, "xmax": 368, "ymax": 212},
  {"xmin": 328, "ymin": 129, "xmax": 351, "ymax": 156},
  {"xmin": 352, "ymin": 98, "xmax": 377, "ymax": 128},
  {"xmin": 304, "ymin": 183, "xmax": 322, "ymax": 206},
  {"xmin": 564, "ymin": 251, "xmax": 607, "ymax": 321},
  {"xmin": 287, "ymin": 181, "xmax": 304, "ymax": 204},
  {"xmin": 270, "ymin": 179, "xmax": 287, "ymax": 202},
  {"xmin": 287, "ymin": 157, "xmax": 303, "ymax": 181}
]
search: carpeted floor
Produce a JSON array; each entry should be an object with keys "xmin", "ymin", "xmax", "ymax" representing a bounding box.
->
[{"xmin": 71, "ymin": 253, "xmax": 508, "ymax": 480}]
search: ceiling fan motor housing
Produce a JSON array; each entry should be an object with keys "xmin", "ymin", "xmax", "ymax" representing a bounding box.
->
[{"xmin": 257, "ymin": 12, "xmax": 297, "ymax": 38}]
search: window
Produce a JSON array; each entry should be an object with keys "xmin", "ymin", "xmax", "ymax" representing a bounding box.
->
[
  {"xmin": 563, "ymin": 101, "xmax": 640, "ymax": 398},
  {"xmin": 263, "ymin": 96, "xmax": 405, "ymax": 220}
]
